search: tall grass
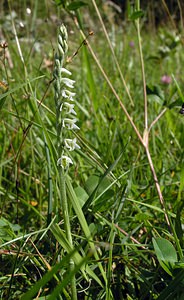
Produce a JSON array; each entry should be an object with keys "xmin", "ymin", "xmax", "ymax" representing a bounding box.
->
[{"xmin": 0, "ymin": 0, "xmax": 184, "ymax": 299}]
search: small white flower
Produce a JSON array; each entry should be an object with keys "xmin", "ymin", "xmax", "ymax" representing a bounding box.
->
[
  {"xmin": 62, "ymin": 90, "xmax": 76, "ymax": 101},
  {"xmin": 26, "ymin": 7, "xmax": 31, "ymax": 15},
  {"xmin": 64, "ymin": 138, "xmax": 80, "ymax": 151},
  {"xmin": 61, "ymin": 68, "xmax": 72, "ymax": 76},
  {"xmin": 19, "ymin": 21, "xmax": 24, "ymax": 28},
  {"xmin": 62, "ymin": 118, "xmax": 80, "ymax": 130},
  {"xmin": 60, "ymin": 102, "xmax": 77, "ymax": 115},
  {"xmin": 61, "ymin": 78, "xmax": 75, "ymax": 89},
  {"xmin": 57, "ymin": 155, "xmax": 73, "ymax": 169}
]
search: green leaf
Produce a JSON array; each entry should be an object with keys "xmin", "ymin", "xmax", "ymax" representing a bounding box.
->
[
  {"xmin": 146, "ymin": 84, "xmax": 164, "ymax": 100},
  {"xmin": 0, "ymin": 217, "xmax": 21, "ymax": 242},
  {"xmin": 152, "ymin": 237, "xmax": 178, "ymax": 275},
  {"xmin": 93, "ymin": 189, "xmax": 114, "ymax": 212},
  {"xmin": 54, "ymin": 0, "xmax": 66, "ymax": 6},
  {"xmin": 85, "ymin": 175, "xmax": 99, "ymax": 195},
  {"xmin": 129, "ymin": 10, "xmax": 144, "ymax": 21},
  {"xmin": 67, "ymin": 1, "xmax": 87, "ymax": 11},
  {"xmin": 153, "ymin": 237, "xmax": 178, "ymax": 263},
  {"xmin": 97, "ymin": 177, "xmax": 111, "ymax": 195},
  {"xmin": 134, "ymin": 212, "xmax": 153, "ymax": 221},
  {"xmin": 83, "ymin": 150, "xmax": 125, "ymax": 213},
  {"xmin": 167, "ymin": 98, "xmax": 183, "ymax": 109},
  {"xmin": 74, "ymin": 186, "xmax": 89, "ymax": 207},
  {"xmin": 148, "ymin": 94, "xmax": 163, "ymax": 105}
]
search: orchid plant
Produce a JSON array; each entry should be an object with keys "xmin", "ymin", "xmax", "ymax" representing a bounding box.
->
[{"xmin": 53, "ymin": 24, "xmax": 78, "ymax": 299}]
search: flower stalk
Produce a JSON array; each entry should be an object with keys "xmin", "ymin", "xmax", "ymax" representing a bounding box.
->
[{"xmin": 54, "ymin": 24, "xmax": 78, "ymax": 299}]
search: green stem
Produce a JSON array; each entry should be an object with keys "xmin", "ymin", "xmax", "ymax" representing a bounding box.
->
[
  {"xmin": 59, "ymin": 170, "xmax": 72, "ymax": 245},
  {"xmin": 59, "ymin": 169, "xmax": 77, "ymax": 299}
]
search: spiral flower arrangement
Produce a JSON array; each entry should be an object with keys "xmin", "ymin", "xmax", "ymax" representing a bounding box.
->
[
  {"xmin": 52, "ymin": 25, "xmax": 79, "ymax": 298},
  {"xmin": 54, "ymin": 24, "xmax": 80, "ymax": 170}
]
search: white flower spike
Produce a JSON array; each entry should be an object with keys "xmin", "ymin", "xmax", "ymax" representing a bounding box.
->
[{"xmin": 54, "ymin": 24, "xmax": 80, "ymax": 170}]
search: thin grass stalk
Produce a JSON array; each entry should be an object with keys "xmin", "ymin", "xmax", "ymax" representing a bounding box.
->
[
  {"xmin": 136, "ymin": 0, "xmax": 148, "ymax": 130},
  {"xmin": 106, "ymin": 225, "xmax": 115, "ymax": 300},
  {"xmin": 134, "ymin": 1, "xmax": 170, "ymax": 227},
  {"xmin": 177, "ymin": 0, "xmax": 184, "ymax": 32},
  {"xmin": 168, "ymin": 219, "xmax": 183, "ymax": 260},
  {"xmin": 161, "ymin": 0, "xmax": 177, "ymax": 30},
  {"xmin": 114, "ymin": 223, "xmax": 147, "ymax": 249},
  {"xmin": 145, "ymin": 147, "xmax": 170, "ymax": 227},
  {"xmin": 148, "ymin": 108, "xmax": 167, "ymax": 133},
  {"xmin": 31, "ymin": 0, "xmax": 38, "ymax": 33}
]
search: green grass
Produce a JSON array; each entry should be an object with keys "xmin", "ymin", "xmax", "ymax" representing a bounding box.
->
[{"xmin": 0, "ymin": 0, "xmax": 184, "ymax": 299}]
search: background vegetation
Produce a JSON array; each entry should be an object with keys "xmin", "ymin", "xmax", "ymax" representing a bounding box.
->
[{"xmin": 0, "ymin": 0, "xmax": 184, "ymax": 299}]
